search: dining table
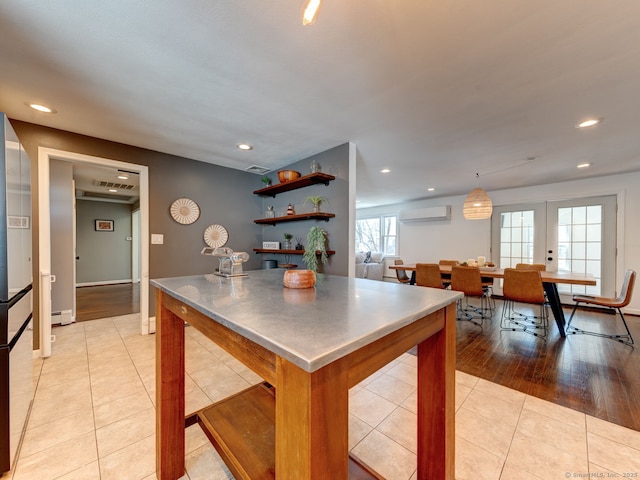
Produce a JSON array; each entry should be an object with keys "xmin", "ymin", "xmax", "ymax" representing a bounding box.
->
[
  {"xmin": 152, "ymin": 269, "xmax": 462, "ymax": 480},
  {"xmin": 389, "ymin": 264, "xmax": 597, "ymax": 337}
]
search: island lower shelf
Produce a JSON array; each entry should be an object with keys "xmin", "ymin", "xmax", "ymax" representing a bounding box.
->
[{"xmin": 191, "ymin": 383, "xmax": 383, "ymax": 480}]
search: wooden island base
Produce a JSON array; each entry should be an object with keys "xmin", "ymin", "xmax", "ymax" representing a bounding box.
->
[{"xmin": 189, "ymin": 383, "xmax": 383, "ymax": 479}]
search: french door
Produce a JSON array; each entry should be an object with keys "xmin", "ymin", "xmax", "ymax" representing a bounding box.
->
[{"xmin": 491, "ymin": 195, "xmax": 616, "ymax": 301}]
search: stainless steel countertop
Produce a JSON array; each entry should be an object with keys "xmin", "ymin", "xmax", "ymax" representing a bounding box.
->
[{"xmin": 151, "ymin": 269, "xmax": 462, "ymax": 372}]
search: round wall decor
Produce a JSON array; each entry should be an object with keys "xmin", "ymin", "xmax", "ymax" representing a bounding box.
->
[
  {"xmin": 204, "ymin": 224, "xmax": 229, "ymax": 248},
  {"xmin": 170, "ymin": 198, "xmax": 200, "ymax": 224}
]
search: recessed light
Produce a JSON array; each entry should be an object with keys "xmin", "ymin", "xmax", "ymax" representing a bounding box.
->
[
  {"xmin": 237, "ymin": 143, "xmax": 253, "ymax": 151},
  {"xmin": 117, "ymin": 174, "xmax": 129, "ymax": 180},
  {"xmin": 576, "ymin": 118, "xmax": 601, "ymax": 128},
  {"xmin": 108, "ymin": 189, "xmax": 118, "ymax": 192},
  {"xmin": 28, "ymin": 103, "xmax": 56, "ymax": 113},
  {"xmin": 380, "ymin": 168, "xmax": 391, "ymax": 173},
  {"xmin": 427, "ymin": 187, "xmax": 435, "ymax": 192},
  {"xmin": 577, "ymin": 163, "xmax": 591, "ymax": 169}
]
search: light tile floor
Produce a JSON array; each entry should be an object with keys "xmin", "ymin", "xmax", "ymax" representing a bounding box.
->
[{"xmin": 2, "ymin": 313, "xmax": 640, "ymax": 480}]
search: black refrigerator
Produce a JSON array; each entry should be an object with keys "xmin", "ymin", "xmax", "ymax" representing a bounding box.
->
[{"xmin": 0, "ymin": 113, "xmax": 34, "ymax": 473}]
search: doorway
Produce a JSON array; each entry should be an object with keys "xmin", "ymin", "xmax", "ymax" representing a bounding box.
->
[
  {"xmin": 38, "ymin": 148, "xmax": 150, "ymax": 357},
  {"xmin": 490, "ymin": 195, "xmax": 617, "ymax": 302}
]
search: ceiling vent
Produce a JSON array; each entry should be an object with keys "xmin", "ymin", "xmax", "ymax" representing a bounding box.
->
[
  {"xmin": 245, "ymin": 165, "xmax": 271, "ymax": 174},
  {"xmin": 92, "ymin": 180, "xmax": 135, "ymax": 190}
]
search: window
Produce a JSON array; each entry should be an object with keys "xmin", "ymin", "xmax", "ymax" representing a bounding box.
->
[{"xmin": 355, "ymin": 215, "xmax": 397, "ymax": 255}]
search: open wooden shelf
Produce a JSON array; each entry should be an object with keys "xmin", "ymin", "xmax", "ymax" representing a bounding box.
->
[
  {"xmin": 254, "ymin": 212, "xmax": 335, "ymax": 225},
  {"xmin": 253, "ymin": 248, "xmax": 336, "ymax": 255},
  {"xmin": 194, "ymin": 383, "xmax": 383, "ymax": 480},
  {"xmin": 253, "ymin": 172, "xmax": 336, "ymax": 197}
]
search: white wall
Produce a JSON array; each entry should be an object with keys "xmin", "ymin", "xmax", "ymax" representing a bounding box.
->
[{"xmin": 357, "ymin": 171, "xmax": 640, "ymax": 313}]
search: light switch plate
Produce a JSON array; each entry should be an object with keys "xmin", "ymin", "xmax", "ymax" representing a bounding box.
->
[{"xmin": 151, "ymin": 234, "xmax": 164, "ymax": 245}]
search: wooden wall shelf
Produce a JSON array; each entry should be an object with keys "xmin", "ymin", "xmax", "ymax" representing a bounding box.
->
[
  {"xmin": 253, "ymin": 172, "xmax": 336, "ymax": 197},
  {"xmin": 253, "ymin": 248, "xmax": 336, "ymax": 256},
  {"xmin": 254, "ymin": 212, "xmax": 335, "ymax": 225}
]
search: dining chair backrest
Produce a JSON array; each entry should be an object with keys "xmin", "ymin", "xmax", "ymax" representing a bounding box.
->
[
  {"xmin": 503, "ymin": 268, "xmax": 545, "ymax": 304},
  {"xmin": 439, "ymin": 259, "xmax": 458, "ymax": 266},
  {"xmin": 515, "ymin": 263, "xmax": 546, "ymax": 271},
  {"xmin": 415, "ymin": 263, "xmax": 443, "ymax": 288},
  {"xmin": 609, "ymin": 269, "xmax": 636, "ymax": 308},
  {"xmin": 451, "ymin": 266, "xmax": 484, "ymax": 296},
  {"xmin": 394, "ymin": 259, "xmax": 411, "ymax": 284}
]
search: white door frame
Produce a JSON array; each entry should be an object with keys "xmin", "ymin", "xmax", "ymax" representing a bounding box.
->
[{"xmin": 38, "ymin": 147, "xmax": 150, "ymax": 357}]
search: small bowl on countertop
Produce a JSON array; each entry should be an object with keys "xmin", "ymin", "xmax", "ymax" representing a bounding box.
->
[
  {"xmin": 277, "ymin": 170, "xmax": 301, "ymax": 183},
  {"xmin": 283, "ymin": 269, "xmax": 316, "ymax": 289}
]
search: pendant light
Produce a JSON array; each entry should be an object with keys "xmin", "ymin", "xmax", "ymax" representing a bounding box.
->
[
  {"xmin": 463, "ymin": 173, "xmax": 493, "ymax": 220},
  {"xmin": 302, "ymin": 0, "xmax": 322, "ymax": 26}
]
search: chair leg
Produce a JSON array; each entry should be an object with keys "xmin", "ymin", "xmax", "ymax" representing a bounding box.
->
[
  {"xmin": 566, "ymin": 304, "xmax": 635, "ymax": 346},
  {"xmin": 500, "ymin": 299, "xmax": 548, "ymax": 339},
  {"xmin": 456, "ymin": 296, "xmax": 488, "ymax": 327}
]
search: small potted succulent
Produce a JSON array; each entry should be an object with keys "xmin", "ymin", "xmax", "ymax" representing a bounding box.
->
[
  {"xmin": 304, "ymin": 195, "xmax": 328, "ymax": 213},
  {"xmin": 283, "ymin": 232, "xmax": 293, "ymax": 250},
  {"xmin": 261, "ymin": 175, "xmax": 272, "ymax": 187}
]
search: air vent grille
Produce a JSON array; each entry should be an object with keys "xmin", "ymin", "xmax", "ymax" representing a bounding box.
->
[
  {"xmin": 92, "ymin": 180, "xmax": 135, "ymax": 190},
  {"xmin": 245, "ymin": 165, "xmax": 271, "ymax": 174}
]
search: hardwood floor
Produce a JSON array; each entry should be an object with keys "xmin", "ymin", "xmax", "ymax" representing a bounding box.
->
[
  {"xmin": 75, "ymin": 282, "xmax": 140, "ymax": 322},
  {"xmin": 455, "ymin": 298, "xmax": 640, "ymax": 432}
]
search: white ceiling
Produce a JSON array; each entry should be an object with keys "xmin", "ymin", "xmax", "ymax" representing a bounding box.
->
[{"xmin": 2, "ymin": 1, "xmax": 640, "ymax": 208}]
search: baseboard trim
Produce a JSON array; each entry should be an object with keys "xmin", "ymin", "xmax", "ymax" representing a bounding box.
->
[{"xmin": 76, "ymin": 279, "xmax": 133, "ymax": 287}]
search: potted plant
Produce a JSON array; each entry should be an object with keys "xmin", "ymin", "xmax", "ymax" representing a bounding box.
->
[
  {"xmin": 304, "ymin": 195, "xmax": 328, "ymax": 213},
  {"xmin": 303, "ymin": 226, "xmax": 328, "ymax": 273},
  {"xmin": 283, "ymin": 232, "xmax": 293, "ymax": 250},
  {"xmin": 261, "ymin": 175, "xmax": 272, "ymax": 187}
]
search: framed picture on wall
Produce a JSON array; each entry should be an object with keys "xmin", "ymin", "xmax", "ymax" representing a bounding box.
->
[{"xmin": 95, "ymin": 219, "xmax": 114, "ymax": 231}]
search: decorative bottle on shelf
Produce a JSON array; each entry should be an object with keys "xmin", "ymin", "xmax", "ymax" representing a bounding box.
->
[
  {"xmin": 286, "ymin": 204, "xmax": 295, "ymax": 215},
  {"xmin": 266, "ymin": 205, "xmax": 275, "ymax": 218},
  {"xmin": 310, "ymin": 160, "xmax": 321, "ymax": 173}
]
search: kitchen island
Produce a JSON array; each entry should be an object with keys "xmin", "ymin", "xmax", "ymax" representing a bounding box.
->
[{"xmin": 152, "ymin": 269, "xmax": 461, "ymax": 479}]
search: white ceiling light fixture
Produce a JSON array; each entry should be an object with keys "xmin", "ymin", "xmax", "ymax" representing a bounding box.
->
[
  {"xmin": 302, "ymin": 0, "xmax": 322, "ymax": 26},
  {"xmin": 117, "ymin": 174, "xmax": 129, "ymax": 180},
  {"xmin": 463, "ymin": 173, "xmax": 493, "ymax": 220},
  {"xmin": 108, "ymin": 189, "xmax": 118, "ymax": 192},
  {"xmin": 577, "ymin": 163, "xmax": 591, "ymax": 169},
  {"xmin": 380, "ymin": 168, "xmax": 391, "ymax": 173},
  {"xmin": 237, "ymin": 143, "xmax": 253, "ymax": 151},
  {"xmin": 28, "ymin": 103, "xmax": 56, "ymax": 113},
  {"xmin": 576, "ymin": 118, "xmax": 601, "ymax": 128},
  {"xmin": 427, "ymin": 187, "xmax": 436, "ymax": 192}
]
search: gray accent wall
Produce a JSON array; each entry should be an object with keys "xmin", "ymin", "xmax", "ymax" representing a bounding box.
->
[
  {"xmin": 76, "ymin": 200, "xmax": 133, "ymax": 284},
  {"xmin": 257, "ymin": 144, "xmax": 351, "ymax": 276}
]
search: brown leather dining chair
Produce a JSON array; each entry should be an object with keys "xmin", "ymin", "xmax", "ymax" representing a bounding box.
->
[
  {"xmin": 438, "ymin": 259, "xmax": 458, "ymax": 289},
  {"xmin": 393, "ymin": 259, "xmax": 412, "ymax": 284},
  {"xmin": 451, "ymin": 266, "xmax": 493, "ymax": 326},
  {"xmin": 500, "ymin": 268, "xmax": 549, "ymax": 338},
  {"xmin": 566, "ymin": 269, "xmax": 636, "ymax": 346},
  {"xmin": 415, "ymin": 263, "xmax": 443, "ymax": 288},
  {"xmin": 515, "ymin": 263, "xmax": 546, "ymax": 271}
]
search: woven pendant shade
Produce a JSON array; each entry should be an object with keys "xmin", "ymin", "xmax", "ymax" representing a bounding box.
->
[{"xmin": 463, "ymin": 187, "xmax": 493, "ymax": 220}]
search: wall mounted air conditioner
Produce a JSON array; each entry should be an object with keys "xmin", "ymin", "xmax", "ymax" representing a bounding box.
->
[{"xmin": 399, "ymin": 206, "xmax": 451, "ymax": 222}]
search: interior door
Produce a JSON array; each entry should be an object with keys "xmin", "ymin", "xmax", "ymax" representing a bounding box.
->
[{"xmin": 491, "ymin": 195, "xmax": 616, "ymax": 300}]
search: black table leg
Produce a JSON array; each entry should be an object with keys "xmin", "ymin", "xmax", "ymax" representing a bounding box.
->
[
  {"xmin": 410, "ymin": 271, "xmax": 416, "ymax": 285},
  {"xmin": 543, "ymin": 282, "xmax": 566, "ymax": 337}
]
